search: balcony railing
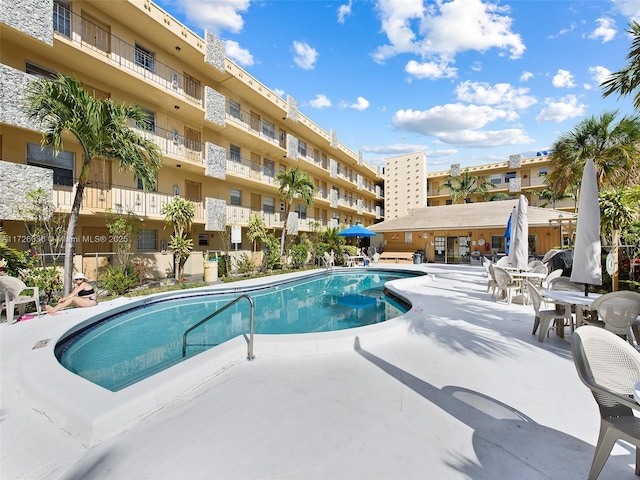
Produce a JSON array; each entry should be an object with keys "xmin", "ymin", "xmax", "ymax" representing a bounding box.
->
[
  {"xmin": 226, "ymin": 156, "xmax": 277, "ymax": 185},
  {"xmin": 53, "ymin": 4, "xmax": 203, "ymax": 105},
  {"xmin": 225, "ymin": 102, "xmax": 284, "ymax": 148},
  {"xmin": 52, "ymin": 181, "xmax": 204, "ymax": 220},
  {"xmin": 226, "ymin": 206, "xmax": 322, "ymax": 230},
  {"xmin": 129, "ymin": 123, "xmax": 204, "ymax": 165}
]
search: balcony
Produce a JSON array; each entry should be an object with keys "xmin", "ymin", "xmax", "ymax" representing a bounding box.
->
[
  {"xmin": 129, "ymin": 123, "xmax": 204, "ymax": 166},
  {"xmin": 226, "ymin": 206, "xmax": 321, "ymax": 231},
  {"xmin": 226, "ymin": 156, "xmax": 277, "ymax": 186},
  {"xmin": 225, "ymin": 102, "xmax": 284, "ymax": 149},
  {"xmin": 52, "ymin": 181, "xmax": 204, "ymax": 221},
  {"xmin": 53, "ymin": 4, "xmax": 203, "ymax": 106}
]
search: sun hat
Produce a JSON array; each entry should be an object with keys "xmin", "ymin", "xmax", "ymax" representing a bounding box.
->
[{"xmin": 73, "ymin": 272, "xmax": 87, "ymax": 281}]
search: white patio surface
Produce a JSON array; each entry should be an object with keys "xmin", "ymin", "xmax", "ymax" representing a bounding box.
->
[{"xmin": 1, "ymin": 264, "xmax": 637, "ymax": 479}]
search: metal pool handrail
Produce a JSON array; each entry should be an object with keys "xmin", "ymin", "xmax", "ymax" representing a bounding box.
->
[{"xmin": 182, "ymin": 294, "xmax": 256, "ymax": 360}]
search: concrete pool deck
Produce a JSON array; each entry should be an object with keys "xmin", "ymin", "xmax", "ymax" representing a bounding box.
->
[{"xmin": 1, "ymin": 264, "xmax": 637, "ymax": 479}]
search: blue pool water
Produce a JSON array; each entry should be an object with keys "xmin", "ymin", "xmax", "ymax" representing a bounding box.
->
[{"xmin": 56, "ymin": 270, "xmax": 417, "ymax": 391}]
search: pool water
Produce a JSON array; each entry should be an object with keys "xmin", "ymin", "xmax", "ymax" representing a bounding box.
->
[{"xmin": 56, "ymin": 270, "xmax": 416, "ymax": 391}]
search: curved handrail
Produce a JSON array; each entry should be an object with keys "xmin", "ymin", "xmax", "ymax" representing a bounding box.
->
[{"xmin": 182, "ymin": 294, "xmax": 256, "ymax": 360}]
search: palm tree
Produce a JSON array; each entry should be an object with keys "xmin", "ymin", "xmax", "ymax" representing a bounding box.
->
[
  {"xmin": 24, "ymin": 74, "xmax": 162, "ymax": 294},
  {"xmin": 275, "ymin": 168, "xmax": 316, "ymax": 255},
  {"xmin": 548, "ymin": 111, "xmax": 640, "ymax": 197},
  {"xmin": 161, "ymin": 197, "xmax": 195, "ymax": 282},
  {"xmin": 600, "ymin": 188, "xmax": 637, "ymax": 290},
  {"xmin": 536, "ymin": 176, "xmax": 576, "ymax": 209},
  {"xmin": 437, "ymin": 169, "xmax": 494, "ymax": 204},
  {"xmin": 602, "ymin": 21, "xmax": 640, "ymax": 110}
]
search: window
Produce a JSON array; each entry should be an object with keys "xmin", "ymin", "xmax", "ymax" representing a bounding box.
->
[
  {"xmin": 491, "ymin": 235, "xmax": 505, "ymax": 252},
  {"xmin": 262, "ymin": 119, "xmax": 275, "ymax": 140},
  {"xmin": 230, "ymin": 144, "xmax": 241, "ymax": 162},
  {"xmin": 538, "ymin": 167, "xmax": 548, "ymax": 176},
  {"xmin": 230, "ymin": 189, "xmax": 241, "ymax": 206},
  {"xmin": 229, "ymin": 99, "xmax": 241, "ymax": 120},
  {"xmin": 490, "ymin": 174, "xmax": 501, "ymax": 185},
  {"xmin": 135, "ymin": 44, "xmax": 155, "ymax": 73},
  {"xmin": 185, "ymin": 181, "xmax": 201, "ymax": 201},
  {"xmin": 298, "ymin": 140, "xmax": 307, "ymax": 157},
  {"xmin": 81, "ymin": 12, "xmax": 110, "ymax": 53},
  {"xmin": 294, "ymin": 203, "xmax": 307, "ymax": 220},
  {"xmin": 198, "ymin": 234, "xmax": 209, "ymax": 247},
  {"xmin": 136, "ymin": 172, "xmax": 156, "ymax": 191},
  {"xmin": 184, "ymin": 73, "xmax": 201, "ymax": 100},
  {"xmin": 53, "ymin": 0, "xmax": 71, "ymax": 37},
  {"xmin": 137, "ymin": 229, "xmax": 157, "ymax": 250},
  {"xmin": 504, "ymin": 171, "xmax": 516, "ymax": 183},
  {"xmin": 26, "ymin": 61, "xmax": 56, "ymax": 79},
  {"xmin": 263, "ymin": 196, "xmax": 275, "ymax": 214},
  {"xmin": 26, "ymin": 143, "xmax": 74, "ymax": 186},
  {"xmin": 137, "ymin": 107, "xmax": 155, "ymax": 132},
  {"xmin": 405, "ymin": 232, "xmax": 412, "ymax": 244},
  {"xmin": 263, "ymin": 159, "xmax": 275, "ymax": 177}
]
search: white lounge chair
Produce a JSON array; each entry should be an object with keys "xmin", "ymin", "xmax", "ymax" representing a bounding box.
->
[{"xmin": 0, "ymin": 275, "xmax": 41, "ymax": 325}]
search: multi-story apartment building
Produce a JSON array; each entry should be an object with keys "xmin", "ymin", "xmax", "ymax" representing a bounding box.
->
[
  {"xmin": 383, "ymin": 151, "xmax": 427, "ymax": 220},
  {"xmin": 426, "ymin": 154, "xmax": 576, "ymax": 212},
  {"xmin": 0, "ymin": 0, "xmax": 383, "ymax": 277}
]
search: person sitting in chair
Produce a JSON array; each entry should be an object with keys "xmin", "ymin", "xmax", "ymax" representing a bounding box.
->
[{"xmin": 46, "ymin": 272, "xmax": 98, "ymax": 314}]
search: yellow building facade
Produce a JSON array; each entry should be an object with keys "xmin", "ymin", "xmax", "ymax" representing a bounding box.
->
[
  {"xmin": 427, "ymin": 154, "xmax": 576, "ymax": 212},
  {"xmin": 0, "ymin": 0, "xmax": 383, "ymax": 278}
]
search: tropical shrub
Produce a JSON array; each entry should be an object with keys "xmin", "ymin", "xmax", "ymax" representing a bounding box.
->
[{"xmin": 101, "ymin": 265, "xmax": 138, "ymax": 296}]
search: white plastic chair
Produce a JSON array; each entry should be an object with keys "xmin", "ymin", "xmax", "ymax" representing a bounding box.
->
[
  {"xmin": 542, "ymin": 269, "xmax": 563, "ymax": 290},
  {"xmin": 571, "ymin": 326, "xmax": 640, "ymax": 479},
  {"xmin": 371, "ymin": 253, "xmax": 380, "ymax": 265},
  {"xmin": 322, "ymin": 251, "xmax": 334, "ymax": 268},
  {"xmin": 484, "ymin": 261, "xmax": 497, "ymax": 298},
  {"xmin": 526, "ymin": 281, "xmax": 573, "ymax": 342},
  {"xmin": 492, "ymin": 266, "xmax": 518, "ymax": 304},
  {"xmin": 590, "ymin": 291, "xmax": 640, "ymax": 344},
  {"xmin": 0, "ymin": 276, "xmax": 41, "ymax": 325},
  {"xmin": 528, "ymin": 259, "xmax": 544, "ymax": 268},
  {"xmin": 496, "ymin": 256, "xmax": 511, "ymax": 267}
]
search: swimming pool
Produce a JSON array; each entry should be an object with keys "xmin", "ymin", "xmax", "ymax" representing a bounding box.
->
[{"xmin": 56, "ymin": 270, "xmax": 417, "ymax": 391}]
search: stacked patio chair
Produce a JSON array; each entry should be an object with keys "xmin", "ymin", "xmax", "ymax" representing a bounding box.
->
[{"xmin": 0, "ymin": 275, "xmax": 41, "ymax": 325}]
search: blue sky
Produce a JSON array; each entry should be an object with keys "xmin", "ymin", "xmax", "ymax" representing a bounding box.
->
[{"xmin": 156, "ymin": 0, "xmax": 640, "ymax": 170}]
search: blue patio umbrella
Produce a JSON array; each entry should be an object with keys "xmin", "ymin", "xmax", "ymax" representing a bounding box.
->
[
  {"xmin": 504, "ymin": 207, "xmax": 515, "ymax": 254},
  {"xmin": 337, "ymin": 225, "xmax": 377, "ymax": 238}
]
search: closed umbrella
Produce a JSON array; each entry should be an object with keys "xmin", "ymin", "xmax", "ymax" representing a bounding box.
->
[
  {"xmin": 504, "ymin": 207, "xmax": 515, "ymax": 254},
  {"xmin": 508, "ymin": 196, "xmax": 529, "ymax": 270},
  {"xmin": 570, "ymin": 159, "xmax": 602, "ymax": 296}
]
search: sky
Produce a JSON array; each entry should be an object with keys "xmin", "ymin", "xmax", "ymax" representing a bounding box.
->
[{"xmin": 155, "ymin": 0, "xmax": 640, "ymax": 170}]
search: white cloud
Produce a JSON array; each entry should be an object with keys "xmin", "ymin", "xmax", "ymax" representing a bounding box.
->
[
  {"xmin": 552, "ymin": 69, "xmax": 576, "ymax": 88},
  {"xmin": 309, "ymin": 94, "xmax": 332, "ymax": 108},
  {"xmin": 177, "ymin": 0, "xmax": 251, "ymax": 34},
  {"xmin": 405, "ymin": 60, "xmax": 457, "ymax": 79},
  {"xmin": 436, "ymin": 128, "xmax": 532, "ymax": 147},
  {"xmin": 612, "ymin": 0, "xmax": 640, "ymax": 21},
  {"xmin": 393, "ymin": 103, "xmax": 508, "ymax": 135},
  {"xmin": 589, "ymin": 65, "xmax": 612, "ymax": 86},
  {"xmin": 337, "ymin": 0, "xmax": 353, "ymax": 23},
  {"xmin": 340, "ymin": 97, "xmax": 370, "ymax": 110},
  {"xmin": 273, "ymin": 88, "xmax": 285, "ymax": 98},
  {"xmin": 455, "ymin": 81, "xmax": 537, "ymax": 110},
  {"xmin": 361, "ymin": 143, "xmax": 457, "ymax": 157},
  {"xmin": 224, "ymin": 40, "xmax": 254, "ymax": 66},
  {"xmin": 293, "ymin": 41, "xmax": 318, "ymax": 70},
  {"xmin": 589, "ymin": 17, "xmax": 617, "ymax": 42},
  {"xmin": 351, "ymin": 97, "xmax": 370, "ymax": 110},
  {"xmin": 391, "ymin": 103, "xmax": 533, "ymax": 147},
  {"xmin": 536, "ymin": 95, "xmax": 587, "ymax": 122},
  {"xmin": 520, "ymin": 71, "xmax": 533, "ymax": 82},
  {"xmin": 373, "ymin": 0, "xmax": 525, "ymax": 69}
]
